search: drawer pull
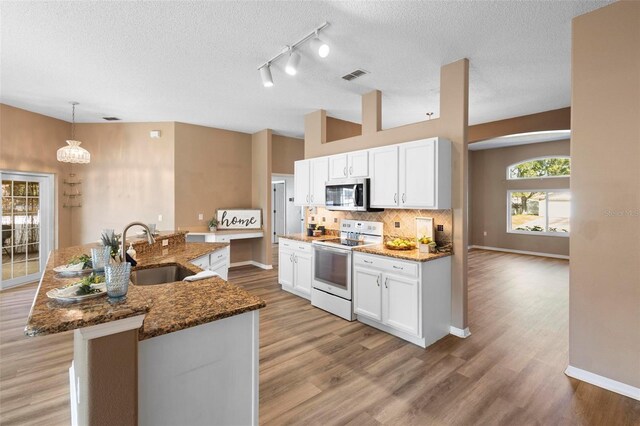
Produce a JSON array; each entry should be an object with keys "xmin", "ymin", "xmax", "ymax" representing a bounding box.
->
[
  {"xmin": 385, "ymin": 277, "xmax": 389, "ymax": 288},
  {"xmin": 393, "ymin": 265, "xmax": 403, "ymax": 270},
  {"xmin": 299, "ymin": 246, "xmax": 305, "ymax": 250},
  {"xmin": 376, "ymin": 275, "xmax": 380, "ymax": 287},
  {"xmin": 363, "ymin": 260, "xmax": 373, "ymax": 264},
  {"xmin": 217, "ymin": 254, "xmax": 223, "ymax": 259}
]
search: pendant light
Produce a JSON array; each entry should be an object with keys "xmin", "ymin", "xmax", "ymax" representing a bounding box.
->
[{"xmin": 57, "ymin": 102, "xmax": 90, "ymax": 164}]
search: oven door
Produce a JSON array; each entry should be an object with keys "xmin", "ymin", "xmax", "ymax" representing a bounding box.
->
[
  {"xmin": 325, "ymin": 181, "xmax": 366, "ymax": 211},
  {"xmin": 312, "ymin": 244, "xmax": 352, "ymax": 300}
]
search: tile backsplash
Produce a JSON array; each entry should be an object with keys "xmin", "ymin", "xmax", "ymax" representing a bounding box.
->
[{"xmin": 306, "ymin": 207, "xmax": 453, "ymax": 245}]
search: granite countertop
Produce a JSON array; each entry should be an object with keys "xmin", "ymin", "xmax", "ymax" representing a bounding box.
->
[
  {"xmin": 352, "ymin": 244, "xmax": 453, "ymax": 262},
  {"xmin": 25, "ymin": 242, "xmax": 265, "ymax": 340},
  {"xmin": 278, "ymin": 233, "xmax": 338, "ymax": 243}
]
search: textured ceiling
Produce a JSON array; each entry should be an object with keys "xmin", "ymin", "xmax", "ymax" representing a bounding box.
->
[{"xmin": 0, "ymin": 1, "xmax": 612, "ymax": 137}]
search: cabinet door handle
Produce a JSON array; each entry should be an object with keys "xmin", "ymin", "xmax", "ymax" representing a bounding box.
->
[
  {"xmin": 349, "ymin": 166, "xmax": 353, "ymax": 175},
  {"xmin": 385, "ymin": 277, "xmax": 389, "ymax": 288},
  {"xmin": 394, "ymin": 193, "xmax": 397, "ymax": 203},
  {"xmin": 294, "ymin": 254, "xmax": 298, "ymax": 263},
  {"xmin": 344, "ymin": 166, "xmax": 348, "ymax": 176},
  {"xmin": 393, "ymin": 265, "xmax": 403, "ymax": 270},
  {"xmin": 299, "ymin": 246, "xmax": 305, "ymax": 250},
  {"xmin": 306, "ymin": 194, "xmax": 309, "ymax": 203},
  {"xmin": 310, "ymin": 194, "xmax": 314, "ymax": 203},
  {"xmin": 402, "ymin": 193, "xmax": 406, "ymax": 203},
  {"xmin": 290, "ymin": 254, "xmax": 294, "ymax": 263},
  {"xmin": 376, "ymin": 275, "xmax": 380, "ymax": 287},
  {"xmin": 363, "ymin": 259, "xmax": 373, "ymax": 264}
]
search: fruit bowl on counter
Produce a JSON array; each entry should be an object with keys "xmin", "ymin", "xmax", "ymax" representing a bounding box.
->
[{"xmin": 385, "ymin": 238, "xmax": 417, "ymax": 251}]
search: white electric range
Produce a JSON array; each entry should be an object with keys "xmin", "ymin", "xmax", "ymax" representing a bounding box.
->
[{"xmin": 311, "ymin": 219, "xmax": 383, "ymax": 320}]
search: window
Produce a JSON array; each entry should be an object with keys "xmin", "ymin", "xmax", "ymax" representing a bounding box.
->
[
  {"xmin": 507, "ymin": 157, "xmax": 570, "ymax": 180},
  {"xmin": 508, "ymin": 190, "xmax": 570, "ymax": 236}
]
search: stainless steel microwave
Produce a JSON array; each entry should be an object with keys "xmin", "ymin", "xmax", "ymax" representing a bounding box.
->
[{"xmin": 325, "ymin": 178, "xmax": 381, "ymax": 212}]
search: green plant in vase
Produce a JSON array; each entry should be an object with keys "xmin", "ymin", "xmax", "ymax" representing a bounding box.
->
[
  {"xmin": 100, "ymin": 231, "xmax": 122, "ymax": 259},
  {"xmin": 208, "ymin": 217, "xmax": 218, "ymax": 232}
]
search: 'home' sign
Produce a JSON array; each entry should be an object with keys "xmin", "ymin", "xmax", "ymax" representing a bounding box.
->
[{"xmin": 216, "ymin": 209, "xmax": 262, "ymax": 230}]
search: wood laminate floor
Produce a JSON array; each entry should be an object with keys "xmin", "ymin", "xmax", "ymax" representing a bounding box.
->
[{"xmin": 1, "ymin": 249, "xmax": 639, "ymax": 425}]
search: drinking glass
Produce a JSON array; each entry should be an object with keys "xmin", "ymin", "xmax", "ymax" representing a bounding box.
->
[
  {"xmin": 91, "ymin": 246, "xmax": 111, "ymax": 271},
  {"xmin": 105, "ymin": 262, "xmax": 131, "ymax": 299}
]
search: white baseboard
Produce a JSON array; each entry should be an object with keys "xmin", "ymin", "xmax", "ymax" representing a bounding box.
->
[
  {"xmin": 230, "ymin": 261, "xmax": 273, "ymax": 270},
  {"xmin": 565, "ymin": 365, "xmax": 640, "ymax": 401},
  {"xmin": 468, "ymin": 245, "xmax": 569, "ymax": 260},
  {"xmin": 449, "ymin": 326, "xmax": 471, "ymax": 338}
]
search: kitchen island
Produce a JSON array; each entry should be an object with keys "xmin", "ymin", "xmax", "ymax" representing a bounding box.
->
[{"xmin": 25, "ymin": 236, "xmax": 265, "ymax": 426}]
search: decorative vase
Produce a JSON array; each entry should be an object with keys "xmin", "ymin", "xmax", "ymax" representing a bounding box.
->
[
  {"xmin": 419, "ymin": 243, "xmax": 430, "ymax": 253},
  {"xmin": 209, "ymin": 226, "xmax": 217, "ymax": 232}
]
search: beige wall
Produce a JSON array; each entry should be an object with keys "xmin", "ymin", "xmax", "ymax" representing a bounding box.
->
[
  {"xmin": 174, "ymin": 122, "xmax": 254, "ymax": 263},
  {"xmin": 272, "ymin": 134, "xmax": 303, "ymax": 175},
  {"xmin": 71, "ymin": 122, "xmax": 176, "ymax": 246},
  {"xmin": 304, "ymin": 59, "xmax": 469, "ymax": 330},
  {"xmin": 468, "ymin": 107, "xmax": 571, "ymax": 143},
  {"xmin": 251, "ymin": 130, "xmax": 272, "ymax": 266},
  {"xmin": 326, "ymin": 116, "xmax": 362, "ymax": 142},
  {"xmin": 0, "ymin": 104, "xmax": 73, "ymax": 248},
  {"xmin": 570, "ymin": 1, "xmax": 640, "ymax": 388},
  {"xmin": 469, "ymin": 140, "xmax": 570, "ymax": 256}
]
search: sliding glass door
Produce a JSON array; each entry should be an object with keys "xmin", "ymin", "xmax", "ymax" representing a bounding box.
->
[{"xmin": 1, "ymin": 172, "xmax": 53, "ymax": 288}]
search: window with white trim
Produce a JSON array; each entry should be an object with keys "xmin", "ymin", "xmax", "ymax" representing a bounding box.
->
[
  {"xmin": 507, "ymin": 157, "xmax": 570, "ymax": 180},
  {"xmin": 508, "ymin": 190, "xmax": 570, "ymax": 236}
]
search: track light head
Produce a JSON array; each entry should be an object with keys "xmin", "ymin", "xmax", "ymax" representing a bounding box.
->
[
  {"xmin": 260, "ymin": 64, "xmax": 274, "ymax": 87},
  {"xmin": 310, "ymin": 35, "xmax": 330, "ymax": 58},
  {"xmin": 285, "ymin": 50, "xmax": 301, "ymax": 76}
]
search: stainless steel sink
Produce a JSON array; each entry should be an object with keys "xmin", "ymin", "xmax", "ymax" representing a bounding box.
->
[{"xmin": 130, "ymin": 264, "xmax": 195, "ymax": 285}]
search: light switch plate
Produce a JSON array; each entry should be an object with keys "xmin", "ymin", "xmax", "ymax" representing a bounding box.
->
[
  {"xmin": 162, "ymin": 239, "xmax": 169, "ymax": 247},
  {"xmin": 158, "ymin": 214, "xmax": 163, "ymax": 222},
  {"xmin": 198, "ymin": 213, "xmax": 204, "ymax": 220}
]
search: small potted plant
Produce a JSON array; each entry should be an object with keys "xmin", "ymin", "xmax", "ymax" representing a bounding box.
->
[{"xmin": 208, "ymin": 217, "xmax": 218, "ymax": 232}]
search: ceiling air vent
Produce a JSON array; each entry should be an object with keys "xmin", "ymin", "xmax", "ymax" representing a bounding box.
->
[
  {"xmin": 342, "ymin": 69, "xmax": 369, "ymax": 81},
  {"xmin": 102, "ymin": 116, "xmax": 121, "ymax": 121}
]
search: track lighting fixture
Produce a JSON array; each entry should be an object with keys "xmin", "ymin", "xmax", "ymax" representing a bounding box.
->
[
  {"xmin": 285, "ymin": 49, "xmax": 301, "ymax": 76},
  {"xmin": 257, "ymin": 22, "xmax": 329, "ymax": 87},
  {"xmin": 310, "ymin": 31, "xmax": 330, "ymax": 58},
  {"xmin": 260, "ymin": 64, "xmax": 274, "ymax": 87}
]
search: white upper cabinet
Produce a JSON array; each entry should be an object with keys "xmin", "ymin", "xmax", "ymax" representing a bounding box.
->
[
  {"xmin": 329, "ymin": 151, "xmax": 369, "ymax": 180},
  {"xmin": 294, "ymin": 160, "xmax": 310, "ymax": 206},
  {"xmin": 399, "ymin": 139, "xmax": 438, "ymax": 208},
  {"xmin": 370, "ymin": 146, "xmax": 399, "ymax": 207},
  {"xmin": 310, "ymin": 157, "xmax": 329, "ymax": 206},
  {"xmin": 348, "ymin": 150, "xmax": 369, "ymax": 178},
  {"xmin": 328, "ymin": 154, "xmax": 348, "ymax": 180},
  {"xmin": 294, "ymin": 157, "xmax": 328, "ymax": 206}
]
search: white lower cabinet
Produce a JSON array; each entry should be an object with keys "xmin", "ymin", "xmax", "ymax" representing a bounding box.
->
[
  {"xmin": 190, "ymin": 246, "xmax": 230, "ymax": 280},
  {"xmin": 353, "ymin": 251, "xmax": 451, "ymax": 348},
  {"xmin": 278, "ymin": 239, "xmax": 313, "ymax": 300}
]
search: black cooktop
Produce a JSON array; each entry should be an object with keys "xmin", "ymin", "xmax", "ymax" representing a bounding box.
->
[{"xmin": 323, "ymin": 238, "xmax": 368, "ymax": 247}]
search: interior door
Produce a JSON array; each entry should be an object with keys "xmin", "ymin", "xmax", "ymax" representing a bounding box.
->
[
  {"xmin": 1, "ymin": 172, "xmax": 53, "ymax": 289},
  {"xmin": 399, "ymin": 139, "xmax": 436, "ymax": 208},
  {"xmin": 370, "ymin": 146, "xmax": 399, "ymax": 207},
  {"xmin": 272, "ymin": 182, "xmax": 286, "ymax": 244}
]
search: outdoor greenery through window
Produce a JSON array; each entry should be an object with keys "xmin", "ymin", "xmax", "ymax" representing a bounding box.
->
[
  {"xmin": 508, "ymin": 157, "xmax": 570, "ymax": 179},
  {"xmin": 509, "ymin": 190, "xmax": 570, "ymax": 235}
]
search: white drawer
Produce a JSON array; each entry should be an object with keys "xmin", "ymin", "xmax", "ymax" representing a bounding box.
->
[
  {"xmin": 191, "ymin": 254, "xmax": 210, "ymax": 270},
  {"xmin": 280, "ymin": 239, "xmax": 312, "ymax": 254},
  {"xmin": 354, "ymin": 253, "xmax": 419, "ymax": 278},
  {"xmin": 210, "ymin": 250, "xmax": 227, "ymax": 264},
  {"xmin": 215, "ymin": 235, "xmax": 231, "ymax": 243}
]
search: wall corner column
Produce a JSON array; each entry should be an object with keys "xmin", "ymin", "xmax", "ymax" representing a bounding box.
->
[
  {"xmin": 362, "ymin": 90, "xmax": 382, "ymax": 135},
  {"xmin": 251, "ymin": 129, "xmax": 273, "ymax": 266}
]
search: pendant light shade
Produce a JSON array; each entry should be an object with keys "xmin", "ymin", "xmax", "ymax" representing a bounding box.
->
[
  {"xmin": 260, "ymin": 64, "xmax": 274, "ymax": 87},
  {"xmin": 58, "ymin": 102, "xmax": 90, "ymax": 164},
  {"xmin": 57, "ymin": 140, "xmax": 90, "ymax": 164},
  {"xmin": 285, "ymin": 50, "xmax": 301, "ymax": 76}
]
